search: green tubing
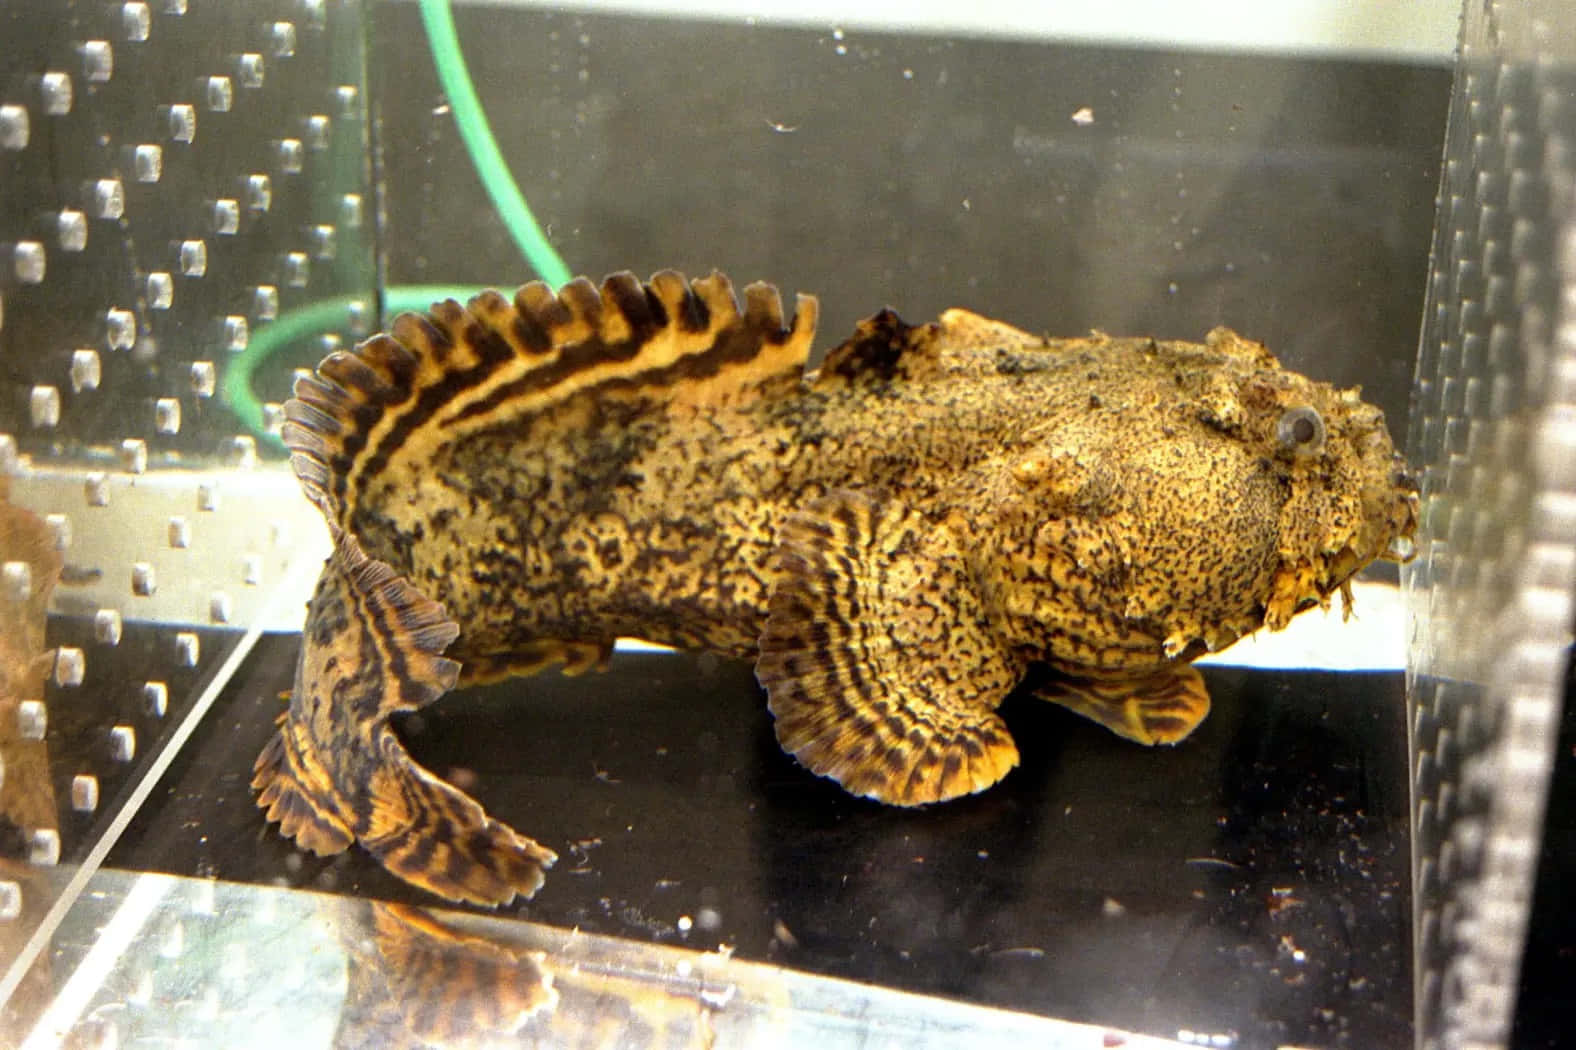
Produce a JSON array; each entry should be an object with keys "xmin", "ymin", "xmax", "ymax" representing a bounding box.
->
[
  {"xmin": 223, "ymin": 286, "xmax": 487, "ymax": 448},
  {"xmin": 226, "ymin": 0, "xmax": 575, "ymax": 447},
  {"xmin": 419, "ymin": 0, "xmax": 572, "ymax": 289}
]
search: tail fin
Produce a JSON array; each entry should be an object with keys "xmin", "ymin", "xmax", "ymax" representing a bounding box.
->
[
  {"xmin": 253, "ymin": 537, "xmax": 555, "ymax": 905},
  {"xmin": 282, "ymin": 270, "xmax": 818, "ymax": 534}
]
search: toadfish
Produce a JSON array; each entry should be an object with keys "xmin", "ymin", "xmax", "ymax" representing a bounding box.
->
[{"xmin": 254, "ymin": 270, "xmax": 1418, "ymax": 905}]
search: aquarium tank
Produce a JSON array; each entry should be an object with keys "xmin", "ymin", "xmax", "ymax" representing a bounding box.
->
[{"xmin": 1, "ymin": 1, "xmax": 1572, "ymax": 1048}]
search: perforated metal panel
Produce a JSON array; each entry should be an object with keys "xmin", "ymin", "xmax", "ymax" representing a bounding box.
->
[
  {"xmin": 1405, "ymin": 3, "xmax": 1576, "ymax": 1048},
  {"xmin": 0, "ymin": 0, "xmax": 371, "ymax": 992}
]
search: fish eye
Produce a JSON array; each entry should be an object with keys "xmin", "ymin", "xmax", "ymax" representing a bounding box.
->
[{"xmin": 1276, "ymin": 406, "xmax": 1326, "ymax": 457}]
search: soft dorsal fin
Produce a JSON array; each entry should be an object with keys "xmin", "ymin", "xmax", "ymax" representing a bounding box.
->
[{"xmin": 283, "ymin": 270, "xmax": 818, "ymax": 531}]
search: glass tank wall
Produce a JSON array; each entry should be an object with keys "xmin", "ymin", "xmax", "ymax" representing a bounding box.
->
[{"xmin": 7, "ymin": 2, "xmax": 1570, "ymax": 1049}]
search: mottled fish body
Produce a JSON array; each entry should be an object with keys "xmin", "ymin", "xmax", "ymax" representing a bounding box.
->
[{"xmin": 256, "ymin": 271, "xmax": 1417, "ymax": 905}]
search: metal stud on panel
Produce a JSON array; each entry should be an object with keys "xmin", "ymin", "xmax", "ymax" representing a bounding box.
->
[
  {"xmin": 80, "ymin": 41, "xmax": 113, "ymax": 83},
  {"xmin": 28, "ymin": 829, "xmax": 60, "ymax": 866},
  {"xmin": 40, "ymin": 72, "xmax": 73, "ymax": 115},
  {"xmin": 69, "ymin": 349, "xmax": 101, "ymax": 392},
  {"xmin": 30, "ymin": 386, "xmax": 61, "ymax": 428},
  {"xmin": 91, "ymin": 177, "xmax": 123, "ymax": 219},
  {"xmin": 133, "ymin": 142, "xmax": 162, "ymax": 182},
  {"xmin": 1, "ymin": 0, "xmax": 375, "ymax": 907},
  {"xmin": 12, "ymin": 241, "xmax": 45, "ymax": 283},
  {"xmin": 0, "ymin": 881, "xmax": 20, "ymax": 921},
  {"xmin": 167, "ymin": 102, "xmax": 196, "ymax": 142},
  {"xmin": 45, "ymin": 513, "xmax": 71, "ymax": 550},
  {"xmin": 71, "ymin": 775, "xmax": 100, "ymax": 813},
  {"xmin": 2, "ymin": 561, "xmax": 32, "ymax": 602},
  {"xmin": 190, "ymin": 361, "xmax": 216, "ymax": 397},
  {"xmin": 147, "ymin": 271, "xmax": 174, "ymax": 309},
  {"xmin": 142, "ymin": 681, "xmax": 168, "ymax": 717},
  {"xmin": 54, "ymin": 646, "xmax": 85, "ymax": 686},
  {"xmin": 0, "ymin": 104, "xmax": 28, "ymax": 149},
  {"xmin": 108, "ymin": 725, "xmax": 136, "ymax": 762},
  {"xmin": 121, "ymin": 2, "xmax": 151, "ymax": 42},
  {"xmin": 94, "ymin": 608, "xmax": 123, "ymax": 645},
  {"xmin": 154, "ymin": 397, "xmax": 181, "ymax": 434},
  {"xmin": 17, "ymin": 701, "xmax": 46, "ymax": 740},
  {"xmin": 57, "ymin": 209, "xmax": 87, "ymax": 250},
  {"xmin": 105, "ymin": 307, "xmax": 135, "ymax": 349}
]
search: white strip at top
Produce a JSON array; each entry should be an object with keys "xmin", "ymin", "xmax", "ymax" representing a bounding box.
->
[{"xmin": 472, "ymin": 0, "xmax": 1461, "ymax": 64}]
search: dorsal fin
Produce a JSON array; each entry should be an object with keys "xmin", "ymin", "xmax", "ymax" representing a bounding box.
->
[
  {"xmin": 283, "ymin": 270, "xmax": 818, "ymax": 531},
  {"xmin": 814, "ymin": 308, "xmax": 944, "ymax": 387}
]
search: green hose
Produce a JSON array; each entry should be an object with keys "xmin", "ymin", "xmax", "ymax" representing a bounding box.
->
[
  {"xmin": 418, "ymin": 0, "xmax": 572, "ymax": 289},
  {"xmin": 225, "ymin": 0, "xmax": 572, "ymax": 446}
]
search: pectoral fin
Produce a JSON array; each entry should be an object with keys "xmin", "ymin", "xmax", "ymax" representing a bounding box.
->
[
  {"xmin": 757, "ymin": 491, "xmax": 1022, "ymax": 806},
  {"xmin": 1034, "ymin": 665, "xmax": 1211, "ymax": 745}
]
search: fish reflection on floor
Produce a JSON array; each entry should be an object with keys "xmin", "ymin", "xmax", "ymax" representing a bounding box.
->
[
  {"xmin": 336, "ymin": 903, "xmax": 557, "ymax": 1048},
  {"xmin": 334, "ymin": 901, "xmax": 778, "ymax": 1049}
]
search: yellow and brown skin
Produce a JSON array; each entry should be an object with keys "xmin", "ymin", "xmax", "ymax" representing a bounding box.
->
[
  {"xmin": 0, "ymin": 478, "xmax": 63, "ymax": 844},
  {"xmin": 255, "ymin": 270, "xmax": 1419, "ymax": 905}
]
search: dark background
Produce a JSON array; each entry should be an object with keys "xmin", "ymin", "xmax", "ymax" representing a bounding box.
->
[{"xmin": 371, "ymin": 6, "xmax": 1448, "ymax": 437}]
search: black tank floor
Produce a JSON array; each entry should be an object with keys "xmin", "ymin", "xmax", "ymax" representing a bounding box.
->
[{"xmin": 109, "ymin": 634, "xmax": 1410, "ymax": 1049}]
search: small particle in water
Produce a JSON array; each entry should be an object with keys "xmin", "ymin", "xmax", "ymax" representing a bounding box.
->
[
  {"xmin": 677, "ymin": 915, "xmax": 693, "ymax": 933},
  {"xmin": 902, "ymin": 68, "xmax": 913, "ymax": 80},
  {"xmin": 446, "ymin": 765, "xmax": 480, "ymax": 791},
  {"xmin": 772, "ymin": 918, "xmax": 799, "ymax": 948},
  {"xmin": 835, "ymin": 44, "xmax": 847, "ymax": 56},
  {"xmin": 697, "ymin": 906, "xmax": 722, "ymax": 931},
  {"xmin": 432, "ymin": 103, "xmax": 450, "ymax": 117},
  {"xmin": 976, "ymin": 849, "xmax": 989, "ymax": 859},
  {"xmin": 990, "ymin": 946, "xmax": 1045, "ymax": 959},
  {"xmin": 1168, "ymin": 281, "xmax": 1179, "ymax": 294},
  {"xmin": 961, "ymin": 198, "xmax": 971, "ymax": 211},
  {"xmin": 1102, "ymin": 897, "xmax": 1127, "ymax": 917},
  {"xmin": 764, "ymin": 119, "xmax": 798, "ymax": 134},
  {"xmin": 1070, "ymin": 106, "xmax": 1094, "ymax": 126},
  {"xmin": 832, "ymin": 27, "xmax": 844, "ymax": 40}
]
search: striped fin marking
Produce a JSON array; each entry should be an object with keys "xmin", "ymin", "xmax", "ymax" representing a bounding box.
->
[{"xmin": 283, "ymin": 270, "xmax": 819, "ymax": 533}]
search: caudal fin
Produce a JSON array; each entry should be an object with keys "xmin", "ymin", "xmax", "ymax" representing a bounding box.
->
[{"xmin": 253, "ymin": 536, "xmax": 555, "ymax": 905}]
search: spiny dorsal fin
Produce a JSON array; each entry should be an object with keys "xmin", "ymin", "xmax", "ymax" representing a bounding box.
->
[
  {"xmin": 283, "ymin": 270, "xmax": 818, "ymax": 531},
  {"xmin": 814, "ymin": 308, "xmax": 944, "ymax": 387}
]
